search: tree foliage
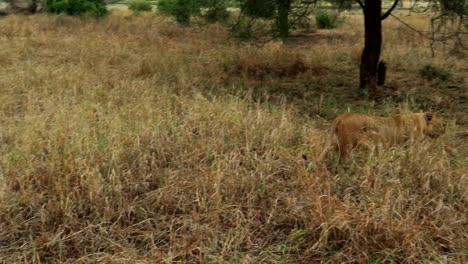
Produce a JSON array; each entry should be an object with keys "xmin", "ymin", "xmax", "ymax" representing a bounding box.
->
[
  {"xmin": 437, "ymin": 0, "xmax": 467, "ymax": 17},
  {"xmin": 233, "ymin": 0, "xmax": 316, "ymax": 40},
  {"xmin": 157, "ymin": 0, "xmax": 231, "ymax": 25},
  {"xmin": 241, "ymin": 0, "xmax": 276, "ymax": 19},
  {"xmin": 46, "ymin": 0, "xmax": 108, "ymax": 17},
  {"xmin": 429, "ymin": 0, "xmax": 467, "ymax": 48}
]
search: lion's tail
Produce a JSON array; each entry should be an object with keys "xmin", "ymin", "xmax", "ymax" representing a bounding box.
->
[{"xmin": 316, "ymin": 118, "xmax": 340, "ymax": 163}]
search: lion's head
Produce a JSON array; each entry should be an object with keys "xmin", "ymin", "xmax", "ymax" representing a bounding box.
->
[{"xmin": 424, "ymin": 112, "xmax": 445, "ymax": 138}]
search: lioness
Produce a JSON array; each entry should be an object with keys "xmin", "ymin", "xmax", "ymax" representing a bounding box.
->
[{"xmin": 317, "ymin": 112, "xmax": 444, "ymax": 161}]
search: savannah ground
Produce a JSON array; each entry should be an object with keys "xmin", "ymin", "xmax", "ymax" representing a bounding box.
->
[{"xmin": 0, "ymin": 8, "xmax": 466, "ymax": 263}]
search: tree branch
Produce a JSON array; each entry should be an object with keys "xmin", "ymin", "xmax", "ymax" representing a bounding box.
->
[
  {"xmin": 389, "ymin": 13, "xmax": 429, "ymax": 38},
  {"xmin": 381, "ymin": 0, "xmax": 400, "ymax": 20},
  {"xmin": 356, "ymin": 0, "xmax": 364, "ymax": 9}
]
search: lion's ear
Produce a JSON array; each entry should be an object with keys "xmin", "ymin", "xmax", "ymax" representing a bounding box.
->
[{"xmin": 426, "ymin": 112, "xmax": 434, "ymax": 122}]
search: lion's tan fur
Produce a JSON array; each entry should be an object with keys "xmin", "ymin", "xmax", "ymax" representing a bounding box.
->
[{"xmin": 317, "ymin": 112, "xmax": 444, "ymax": 161}]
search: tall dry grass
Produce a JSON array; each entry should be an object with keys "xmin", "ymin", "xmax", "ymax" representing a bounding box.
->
[{"xmin": 0, "ymin": 11, "xmax": 466, "ymax": 263}]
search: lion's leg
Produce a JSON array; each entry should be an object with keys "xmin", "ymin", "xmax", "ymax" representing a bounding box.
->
[
  {"xmin": 361, "ymin": 130, "xmax": 386, "ymax": 157},
  {"xmin": 337, "ymin": 142, "xmax": 350, "ymax": 160}
]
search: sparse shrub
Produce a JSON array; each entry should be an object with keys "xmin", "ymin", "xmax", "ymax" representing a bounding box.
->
[
  {"xmin": 315, "ymin": 11, "xmax": 343, "ymax": 29},
  {"xmin": 420, "ymin": 65, "xmax": 451, "ymax": 81},
  {"xmin": 46, "ymin": 0, "xmax": 108, "ymax": 17},
  {"xmin": 231, "ymin": 17, "xmax": 256, "ymax": 40},
  {"xmin": 128, "ymin": 0, "xmax": 153, "ymax": 13}
]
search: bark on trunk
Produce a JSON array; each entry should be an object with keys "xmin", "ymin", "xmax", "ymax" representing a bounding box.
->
[
  {"xmin": 377, "ymin": 60, "xmax": 387, "ymax": 86},
  {"xmin": 359, "ymin": 0, "xmax": 382, "ymax": 98},
  {"xmin": 276, "ymin": 0, "xmax": 291, "ymax": 40}
]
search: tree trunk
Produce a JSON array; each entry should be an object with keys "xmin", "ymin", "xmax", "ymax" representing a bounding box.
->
[
  {"xmin": 276, "ymin": 0, "xmax": 291, "ymax": 40},
  {"xmin": 359, "ymin": 0, "xmax": 382, "ymax": 98},
  {"xmin": 28, "ymin": 0, "xmax": 38, "ymax": 13},
  {"xmin": 377, "ymin": 60, "xmax": 387, "ymax": 86}
]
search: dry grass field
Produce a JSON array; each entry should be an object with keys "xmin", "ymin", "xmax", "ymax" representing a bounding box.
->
[{"xmin": 0, "ymin": 10, "xmax": 467, "ymax": 263}]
